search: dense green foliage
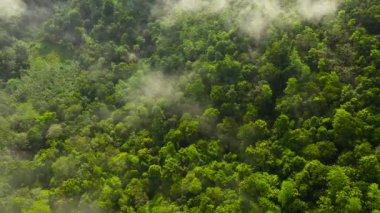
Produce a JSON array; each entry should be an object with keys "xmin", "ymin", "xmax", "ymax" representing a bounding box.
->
[{"xmin": 0, "ymin": 0, "xmax": 380, "ymax": 212}]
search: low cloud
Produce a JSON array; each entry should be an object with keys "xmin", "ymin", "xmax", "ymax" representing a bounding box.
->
[
  {"xmin": 153, "ymin": 0, "xmax": 341, "ymax": 39},
  {"xmin": 0, "ymin": 0, "xmax": 26, "ymax": 19},
  {"xmin": 237, "ymin": 0, "xmax": 285, "ymax": 39},
  {"xmin": 117, "ymin": 70, "xmax": 180, "ymax": 105},
  {"xmin": 297, "ymin": 0, "xmax": 339, "ymax": 22},
  {"xmin": 152, "ymin": 0, "xmax": 230, "ymax": 16}
]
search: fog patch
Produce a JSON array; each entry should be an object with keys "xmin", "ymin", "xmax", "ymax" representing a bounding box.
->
[
  {"xmin": 0, "ymin": 0, "xmax": 26, "ymax": 19},
  {"xmin": 151, "ymin": 0, "xmax": 230, "ymax": 17},
  {"xmin": 153, "ymin": 0, "xmax": 342, "ymax": 39},
  {"xmin": 297, "ymin": 0, "xmax": 339, "ymax": 22},
  {"xmin": 116, "ymin": 70, "xmax": 181, "ymax": 105},
  {"xmin": 237, "ymin": 0, "xmax": 285, "ymax": 40}
]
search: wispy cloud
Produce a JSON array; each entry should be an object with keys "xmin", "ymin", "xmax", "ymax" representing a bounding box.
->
[
  {"xmin": 0, "ymin": 0, "xmax": 26, "ymax": 19},
  {"xmin": 297, "ymin": 0, "xmax": 339, "ymax": 22},
  {"xmin": 153, "ymin": 0, "xmax": 341, "ymax": 39}
]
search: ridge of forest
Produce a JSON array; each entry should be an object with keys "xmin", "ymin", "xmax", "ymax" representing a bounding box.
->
[{"xmin": 0, "ymin": 0, "xmax": 379, "ymax": 212}]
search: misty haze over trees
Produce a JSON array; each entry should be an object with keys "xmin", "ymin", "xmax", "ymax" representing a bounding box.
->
[{"xmin": 0, "ymin": 0, "xmax": 379, "ymax": 212}]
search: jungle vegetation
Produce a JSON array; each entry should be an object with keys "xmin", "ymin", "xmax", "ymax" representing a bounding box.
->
[{"xmin": 0, "ymin": 0, "xmax": 379, "ymax": 212}]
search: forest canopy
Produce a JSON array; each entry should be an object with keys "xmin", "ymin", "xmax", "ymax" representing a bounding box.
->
[{"xmin": 0, "ymin": 0, "xmax": 379, "ymax": 212}]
